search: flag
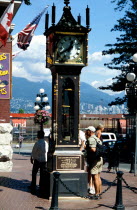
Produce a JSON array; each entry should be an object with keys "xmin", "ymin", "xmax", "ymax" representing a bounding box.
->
[
  {"xmin": 12, "ymin": 50, "xmax": 23, "ymax": 59},
  {"xmin": 0, "ymin": 1, "xmax": 14, "ymax": 46},
  {"xmin": 17, "ymin": 6, "xmax": 49, "ymax": 50}
]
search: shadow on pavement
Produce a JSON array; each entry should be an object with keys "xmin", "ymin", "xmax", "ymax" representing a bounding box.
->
[
  {"xmin": 0, "ymin": 176, "xmax": 31, "ymax": 192},
  {"xmin": 13, "ymin": 152, "xmax": 31, "ymax": 156},
  {"xmin": 97, "ymin": 204, "xmax": 114, "ymax": 209},
  {"xmin": 102, "ymin": 177, "xmax": 117, "ymax": 187}
]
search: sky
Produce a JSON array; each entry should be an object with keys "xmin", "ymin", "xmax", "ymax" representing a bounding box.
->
[{"xmin": 11, "ymin": 0, "xmax": 125, "ymax": 95}]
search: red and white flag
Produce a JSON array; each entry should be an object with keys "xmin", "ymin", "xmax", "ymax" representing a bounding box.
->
[
  {"xmin": 17, "ymin": 6, "xmax": 49, "ymax": 50},
  {"xmin": 0, "ymin": 1, "xmax": 14, "ymax": 46}
]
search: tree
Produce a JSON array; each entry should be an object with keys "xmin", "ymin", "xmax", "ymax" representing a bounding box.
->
[
  {"xmin": 99, "ymin": 0, "xmax": 137, "ymax": 112},
  {"xmin": 111, "ymin": 0, "xmax": 137, "ymax": 11},
  {"xmin": 18, "ymin": 109, "xmax": 25, "ymax": 113},
  {"xmin": 24, "ymin": 0, "xmax": 31, "ymax": 5}
]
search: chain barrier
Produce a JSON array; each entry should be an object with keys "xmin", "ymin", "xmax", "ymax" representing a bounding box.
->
[
  {"xmin": 122, "ymin": 177, "xmax": 137, "ymax": 194},
  {"xmin": 58, "ymin": 175, "xmax": 117, "ymax": 200},
  {"xmin": 45, "ymin": 167, "xmax": 137, "ymax": 198}
]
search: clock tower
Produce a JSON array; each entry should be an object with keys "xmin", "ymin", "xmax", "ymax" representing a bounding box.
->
[{"xmin": 44, "ymin": 0, "xmax": 91, "ymax": 197}]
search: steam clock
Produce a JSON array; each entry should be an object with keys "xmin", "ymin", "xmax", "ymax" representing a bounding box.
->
[{"xmin": 44, "ymin": 0, "xmax": 91, "ymax": 197}]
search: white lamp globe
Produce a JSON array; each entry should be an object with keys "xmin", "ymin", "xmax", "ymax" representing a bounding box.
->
[
  {"xmin": 126, "ymin": 73, "xmax": 136, "ymax": 82},
  {"xmin": 133, "ymin": 53, "xmax": 137, "ymax": 63},
  {"xmin": 34, "ymin": 105, "xmax": 40, "ymax": 110},
  {"xmin": 36, "ymin": 96, "xmax": 41, "ymax": 102},
  {"xmin": 39, "ymin": 88, "xmax": 44, "ymax": 94},
  {"xmin": 43, "ymin": 97, "xmax": 48, "ymax": 102},
  {"xmin": 45, "ymin": 105, "xmax": 50, "ymax": 110}
]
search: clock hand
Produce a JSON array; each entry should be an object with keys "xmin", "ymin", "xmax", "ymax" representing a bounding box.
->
[{"xmin": 60, "ymin": 41, "xmax": 73, "ymax": 54}]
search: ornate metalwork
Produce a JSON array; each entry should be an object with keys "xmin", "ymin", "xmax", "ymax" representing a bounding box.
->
[
  {"xmin": 64, "ymin": 0, "xmax": 70, "ymax": 6},
  {"xmin": 55, "ymin": 3, "xmax": 89, "ymax": 32}
]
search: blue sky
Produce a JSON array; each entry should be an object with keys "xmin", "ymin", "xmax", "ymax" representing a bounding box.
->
[{"xmin": 12, "ymin": 0, "xmax": 125, "ymax": 95}]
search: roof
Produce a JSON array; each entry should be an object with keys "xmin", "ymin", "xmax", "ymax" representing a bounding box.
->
[
  {"xmin": 10, "ymin": 113, "xmax": 34, "ymax": 118},
  {"xmin": 10, "ymin": 113, "xmax": 52, "ymax": 118},
  {"xmin": 10, "ymin": 113, "xmax": 124, "ymax": 119},
  {"xmin": 80, "ymin": 114, "xmax": 125, "ymax": 119}
]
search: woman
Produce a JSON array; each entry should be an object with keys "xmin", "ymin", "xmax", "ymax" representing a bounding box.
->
[{"xmin": 96, "ymin": 124, "xmax": 104, "ymax": 141}]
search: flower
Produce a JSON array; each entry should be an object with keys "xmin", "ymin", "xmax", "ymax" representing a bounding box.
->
[{"xmin": 34, "ymin": 110, "xmax": 50, "ymax": 125}]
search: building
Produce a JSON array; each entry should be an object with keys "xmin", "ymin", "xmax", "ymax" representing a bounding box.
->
[{"xmin": 0, "ymin": 0, "xmax": 22, "ymax": 172}]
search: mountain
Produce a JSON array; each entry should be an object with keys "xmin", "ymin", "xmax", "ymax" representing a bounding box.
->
[
  {"xmin": 80, "ymin": 82, "xmax": 117, "ymax": 106},
  {"xmin": 12, "ymin": 77, "xmax": 51, "ymax": 101},
  {"xmin": 10, "ymin": 77, "xmax": 121, "ymax": 113}
]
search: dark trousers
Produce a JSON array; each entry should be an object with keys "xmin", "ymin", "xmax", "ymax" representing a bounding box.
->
[{"xmin": 31, "ymin": 159, "xmax": 47, "ymax": 192}]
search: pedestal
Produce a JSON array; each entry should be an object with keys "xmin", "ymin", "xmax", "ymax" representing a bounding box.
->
[{"xmin": 48, "ymin": 150, "xmax": 88, "ymax": 198}]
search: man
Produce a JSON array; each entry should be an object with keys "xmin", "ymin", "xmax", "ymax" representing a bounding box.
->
[
  {"xmin": 30, "ymin": 130, "xmax": 49, "ymax": 196},
  {"xmin": 86, "ymin": 126, "xmax": 103, "ymax": 199}
]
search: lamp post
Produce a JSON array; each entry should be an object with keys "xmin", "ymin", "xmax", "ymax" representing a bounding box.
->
[
  {"xmin": 34, "ymin": 88, "xmax": 50, "ymax": 131},
  {"xmin": 126, "ymin": 53, "xmax": 137, "ymax": 176}
]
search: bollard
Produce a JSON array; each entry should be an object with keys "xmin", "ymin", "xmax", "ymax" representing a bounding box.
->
[
  {"xmin": 129, "ymin": 152, "xmax": 135, "ymax": 173},
  {"xmin": 49, "ymin": 172, "xmax": 60, "ymax": 210},
  {"xmin": 113, "ymin": 171, "xmax": 125, "ymax": 210}
]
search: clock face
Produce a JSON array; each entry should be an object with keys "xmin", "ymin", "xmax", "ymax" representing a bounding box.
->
[{"xmin": 56, "ymin": 36, "xmax": 81, "ymax": 61}]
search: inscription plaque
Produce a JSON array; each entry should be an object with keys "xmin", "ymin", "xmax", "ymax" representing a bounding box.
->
[{"xmin": 56, "ymin": 156, "xmax": 81, "ymax": 170}]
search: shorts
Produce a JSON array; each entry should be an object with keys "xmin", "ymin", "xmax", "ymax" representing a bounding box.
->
[{"xmin": 89, "ymin": 157, "xmax": 103, "ymax": 175}]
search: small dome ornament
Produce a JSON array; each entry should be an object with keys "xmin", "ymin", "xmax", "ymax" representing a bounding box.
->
[{"xmin": 64, "ymin": 0, "xmax": 70, "ymax": 6}]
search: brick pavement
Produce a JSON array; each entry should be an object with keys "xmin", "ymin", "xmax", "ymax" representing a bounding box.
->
[{"xmin": 0, "ymin": 153, "xmax": 137, "ymax": 210}]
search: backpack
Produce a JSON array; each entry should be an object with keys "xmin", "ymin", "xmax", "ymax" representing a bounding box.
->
[
  {"xmin": 94, "ymin": 137, "xmax": 107, "ymax": 159},
  {"xmin": 86, "ymin": 136, "xmax": 107, "ymax": 162}
]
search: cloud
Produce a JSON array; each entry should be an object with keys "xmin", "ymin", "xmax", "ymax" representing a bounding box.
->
[
  {"xmin": 83, "ymin": 65, "xmax": 120, "ymax": 78},
  {"xmin": 88, "ymin": 51, "xmax": 111, "ymax": 62},
  {"xmin": 91, "ymin": 78, "xmax": 122, "ymax": 95},
  {"xmin": 12, "ymin": 36, "xmax": 119, "ymax": 86},
  {"xmin": 91, "ymin": 78, "xmax": 112, "ymax": 88},
  {"xmin": 12, "ymin": 35, "xmax": 51, "ymax": 82}
]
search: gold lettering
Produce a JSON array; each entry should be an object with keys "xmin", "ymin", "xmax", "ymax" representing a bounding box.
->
[
  {"xmin": 0, "ymin": 70, "xmax": 9, "ymax": 76},
  {"xmin": 0, "ymin": 53, "xmax": 7, "ymax": 61},
  {"xmin": 0, "ymin": 88, "xmax": 7, "ymax": 95}
]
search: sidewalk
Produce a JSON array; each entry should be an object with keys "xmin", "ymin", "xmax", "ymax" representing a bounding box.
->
[{"xmin": 0, "ymin": 153, "xmax": 137, "ymax": 210}]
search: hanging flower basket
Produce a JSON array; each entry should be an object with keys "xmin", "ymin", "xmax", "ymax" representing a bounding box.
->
[{"xmin": 34, "ymin": 110, "xmax": 50, "ymax": 125}]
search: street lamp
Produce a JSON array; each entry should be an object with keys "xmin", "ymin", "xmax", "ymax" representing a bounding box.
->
[
  {"xmin": 125, "ymin": 53, "xmax": 137, "ymax": 176},
  {"xmin": 34, "ymin": 89, "xmax": 50, "ymax": 131}
]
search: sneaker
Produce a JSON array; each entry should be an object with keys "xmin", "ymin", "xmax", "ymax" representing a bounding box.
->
[
  {"xmin": 89, "ymin": 194, "xmax": 101, "ymax": 200},
  {"xmin": 89, "ymin": 188, "xmax": 95, "ymax": 195},
  {"xmin": 94, "ymin": 194, "xmax": 102, "ymax": 200}
]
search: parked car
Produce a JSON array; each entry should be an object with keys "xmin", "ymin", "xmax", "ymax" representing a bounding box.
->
[
  {"xmin": 101, "ymin": 132, "xmax": 117, "ymax": 142},
  {"xmin": 103, "ymin": 140, "xmax": 116, "ymax": 149},
  {"xmin": 114, "ymin": 138, "xmax": 131, "ymax": 162},
  {"xmin": 102, "ymin": 140, "xmax": 117, "ymax": 162}
]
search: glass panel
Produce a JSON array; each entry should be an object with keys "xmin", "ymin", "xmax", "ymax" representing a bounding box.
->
[
  {"xmin": 62, "ymin": 78, "xmax": 74, "ymax": 142},
  {"xmin": 102, "ymin": 134, "xmax": 109, "ymax": 139},
  {"xmin": 110, "ymin": 134, "xmax": 115, "ymax": 139}
]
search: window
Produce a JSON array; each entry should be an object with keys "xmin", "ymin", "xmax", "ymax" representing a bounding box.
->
[{"xmin": 61, "ymin": 78, "xmax": 74, "ymax": 142}]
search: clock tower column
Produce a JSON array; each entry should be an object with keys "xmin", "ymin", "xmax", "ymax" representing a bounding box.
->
[{"xmin": 44, "ymin": 0, "xmax": 91, "ymax": 197}]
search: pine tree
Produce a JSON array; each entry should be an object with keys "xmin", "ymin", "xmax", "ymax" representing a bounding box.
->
[
  {"xmin": 24, "ymin": 0, "xmax": 31, "ymax": 5},
  {"xmin": 99, "ymin": 0, "xmax": 137, "ymax": 113}
]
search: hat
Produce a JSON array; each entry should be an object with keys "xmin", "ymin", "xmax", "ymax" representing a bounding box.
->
[{"xmin": 86, "ymin": 126, "xmax": 96, "ymax": 132}]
